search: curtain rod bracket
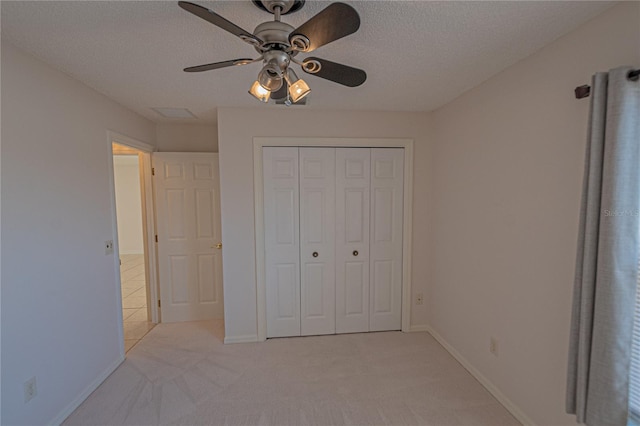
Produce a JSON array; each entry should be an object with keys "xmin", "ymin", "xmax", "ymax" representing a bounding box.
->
[
  {"xmin": 575, "ymin": 69, "xmax": 639, "ymax": 99},
  {"xmin": 575, "ymin": 85, "xmax": 591, "ymax": 99}
]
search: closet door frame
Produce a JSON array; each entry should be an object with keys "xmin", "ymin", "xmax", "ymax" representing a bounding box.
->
[{"xmin": 253, "ymin": 138, "xmax": 414, "ymax": 342}]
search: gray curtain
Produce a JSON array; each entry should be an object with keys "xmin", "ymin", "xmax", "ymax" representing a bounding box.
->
[{"xmin": 567, "ymin": 66, "xmax": 640, "ymax": 425}]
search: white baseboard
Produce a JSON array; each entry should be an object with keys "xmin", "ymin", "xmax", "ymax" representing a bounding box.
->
[
  {"xmin": 224, "ymin": 334, "xmax": 258, "ymax": 344},
  {"xmin": 426, "ymin": 326, "xmax": 536, "ymax": 426},
  {"xmin": 409, "ymin": 325, "xmax": 430, "ymax": 332},
  {"xmin": 50, "ymin": 355, "xmax": 125, "ymax": 425}
]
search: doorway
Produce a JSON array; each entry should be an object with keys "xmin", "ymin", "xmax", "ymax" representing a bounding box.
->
[{"xmin": 112, "ymin": 142, "xmax": 156, "ymax": 352}]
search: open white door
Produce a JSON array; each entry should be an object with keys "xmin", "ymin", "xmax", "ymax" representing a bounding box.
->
[{"xmin": 153, "ymin": 153, "xmax": 223, "ymax": 322}]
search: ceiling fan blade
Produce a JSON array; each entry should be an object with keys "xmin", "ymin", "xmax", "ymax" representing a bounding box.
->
[
  {"xmin": 301, "ymin": 57, "xmax": 366, "ymax": 87},
  {"xmin": 179, "ymin": 1, "xmax": 262, "ymax": 46},
  {"xmin": 289, "ymin": 2, "xmax": 360, "ymax": 52},
  {"xmin": 184, "ymin": 58, "xmax": 255, "ymax": 73}
]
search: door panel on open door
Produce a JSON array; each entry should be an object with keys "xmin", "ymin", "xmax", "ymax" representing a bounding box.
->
[{"xmin": 153, "ymin": 153, "xmax": 223, "ymax": 322}]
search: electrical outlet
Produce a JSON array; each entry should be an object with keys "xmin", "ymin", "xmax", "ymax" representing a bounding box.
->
[
  {"xmin": 416, "ymin": 293, "xmax": 424, "ymax": 305},
  {"xmin": 24, "ymin": 377, "xmax": 37, "ymax": 403},
  {"xmin": 105, "ymin": 240, "xmax": 114, "ymax": 255},
  {"xmin": 489, "ymin": 337, "xmax": 499, "ymax": 357}
]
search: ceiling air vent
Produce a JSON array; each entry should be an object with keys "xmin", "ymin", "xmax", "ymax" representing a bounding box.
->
[{"xmin": 151, "ymin": 107, "xmax": 197, "ymax": 119}]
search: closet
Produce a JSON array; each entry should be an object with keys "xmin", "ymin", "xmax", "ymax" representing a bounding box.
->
[{"xmin": 263, "ymin": 147, "xmax": 404, "ymax": 338}]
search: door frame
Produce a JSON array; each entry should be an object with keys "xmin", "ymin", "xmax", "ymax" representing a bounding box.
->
[
  {"xmin": 253, "ymin": 138, "xmax": 414, "ymax": 342},
  {"xmin": 107, "ymin": 131, "xmax": 159, "ymax": 335}
]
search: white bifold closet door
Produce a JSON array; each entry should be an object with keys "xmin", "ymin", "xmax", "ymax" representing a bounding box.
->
[
  {"xmin": 369, "ymin": 148, "xmax": 404, "ymax": 331},
  {"xmin": 263, "ymin": 147, "xmax": 301, "ymax": 337},
  {"xmin": 335, "ymin": 148, "xmax": 371, "ymax": 333},
  {"xmin": 299, "ymin": 148, "xmax": 336, "ymax": 335},
  {"xmin": 264, "ymin": 146, "xmax": 403, "ymax": 338}
]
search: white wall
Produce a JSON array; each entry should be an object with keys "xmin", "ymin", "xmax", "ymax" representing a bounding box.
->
[
  {"xmin": 1, "ymin": 41, "xmax": 155, "ymax": 425},
  {"xmin": 217, "ymin": 108, "xmax": 432, "ymax": 341},
  {"xmin": 428, "ymin": 3, "xmax": 640, "ymax": 424},
  {"xmin": 155, "ymin": 123, "xmax": 218, "ymax": 152},
  {"xmin": 113, "ymin": 155, "xmax": 144, "ymax": 255}
]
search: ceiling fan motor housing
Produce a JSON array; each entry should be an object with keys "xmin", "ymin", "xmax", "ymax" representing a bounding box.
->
[
  {"xmin": 253, "ymin": 0, "xmax": 305, "ymax": 15},
  {"xmin": 253, "ymin": 21, "xmax": 295, "ymax": 50}
]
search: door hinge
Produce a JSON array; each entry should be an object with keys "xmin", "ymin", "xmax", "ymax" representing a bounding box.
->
[
  {"xmin": 158, "ymin": 300, "xmax": 161, "ymax": 308},
  {"xmin": 152, "ymin": 167, "xmax": 155, "ymax": 176},
  {"xmin": 155, "ymin": 235, "xmax": 158, "ymax": 243}
]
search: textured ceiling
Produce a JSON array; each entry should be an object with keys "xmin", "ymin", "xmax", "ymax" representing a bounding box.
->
[{"xmin": 1, "ymin": 1, "xmax": 615, "ymax": 124}]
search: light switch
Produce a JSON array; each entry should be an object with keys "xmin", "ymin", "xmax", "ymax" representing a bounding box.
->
[{"xmin": 105, "ymin": 240, "xmax": 114, "ymax": 255}]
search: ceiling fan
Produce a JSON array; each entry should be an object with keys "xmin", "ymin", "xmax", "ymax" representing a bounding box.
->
[{"xmin": 178, "ymin": 0, "xmax": 367, "ymax": 105}]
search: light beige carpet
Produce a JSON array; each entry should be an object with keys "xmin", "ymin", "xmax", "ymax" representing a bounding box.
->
[{"xmin": 64, "ymin": 320, "xmax": 520, "ymax": 425}]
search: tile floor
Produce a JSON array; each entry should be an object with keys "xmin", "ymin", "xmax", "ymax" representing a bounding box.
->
[
  {"xmin": 120, "ymin": 254, "xmax": 155, "ymax": 352},
  {"xmin": 64, "ymin": 320, "xmax": 520, "ymax": 425}
]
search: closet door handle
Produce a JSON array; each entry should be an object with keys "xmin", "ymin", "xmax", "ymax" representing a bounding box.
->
[
  {"xmin": 353, "ymin": 250, "xmax": 359, "ymax": 256},
  {"xmin": 312, "ymin": 252, "xmax": 319, "ymax": 258}
]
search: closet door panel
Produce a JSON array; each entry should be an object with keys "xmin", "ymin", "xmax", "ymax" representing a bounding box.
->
[
  {"xmin": 264, "ymin": 147, "xmax": 301, "ymax": 337},
  {"xmin": 370, "ymin": 148, "xmax": 404, "ymax": 331},
  {"xmin": 336, "ymin": 148, "xmax": 370, "ymax": 333},
  {"xmin": 299, "ymin": 148, "xmax": 336, "ymax": 335}
]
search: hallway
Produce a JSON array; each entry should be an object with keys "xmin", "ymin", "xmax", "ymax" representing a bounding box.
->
[{"xmin": 120, "ymin": 254, "xmax": 155, "ymax": 352}]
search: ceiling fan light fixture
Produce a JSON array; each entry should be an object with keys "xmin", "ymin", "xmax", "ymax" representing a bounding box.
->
[
  {"xmin": 249, "ymin": 80, "xmax": 271, "ymax": 102},
  {"xmin": 285, "ymin": 69, "xmax": 311, "ymax": 103},
  {"xmin": 179, "ymin": 1, "xmax": 366, "ymax": 103}
]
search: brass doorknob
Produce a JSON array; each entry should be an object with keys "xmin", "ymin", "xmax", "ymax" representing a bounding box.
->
[{"xmin": 212, "ymin": 243, "xmax": 222, "ymax": 249}]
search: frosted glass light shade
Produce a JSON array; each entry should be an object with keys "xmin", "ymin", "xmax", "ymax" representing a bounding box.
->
[
  {"xmin": 249, "ymin": 80, "xmax": 270, "ymax": 103},
  {"xmin": 289, "ymin": 79, "xmax": 311, "ymax": 103}
]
